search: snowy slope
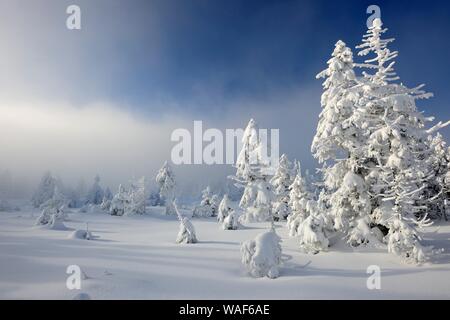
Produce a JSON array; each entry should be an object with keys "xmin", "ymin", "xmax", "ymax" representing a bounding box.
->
[{"xmin": 0, "ymin": 207, "xmax": 449, "ymax": 299}]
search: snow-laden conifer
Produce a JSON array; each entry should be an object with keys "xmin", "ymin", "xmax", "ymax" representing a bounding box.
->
[
  {"xmin": 156, "ymin": 161, "xmax": 176, "ymax": 215},
  {"xmin": 232, "ymin": 119, "xmax": 275, "ymax": 223},
  {"xmin": 193, "ymin": 186, "xmax": 215, "ymax": 217},
  {"xmin": 125, "ymin": 177, "xmax": 147, "ymax": 215},
  {"xmin": 217, "ymin": 194, "xmax": 232, "ymax": 222},
  {"xmin": 109, "ymin": 184, "xmax": 128, "ymax": 216},
  {"xmin": 174, "ymin": 201, "xmax": 197, "ymax": 244},
  {"xmin": 270, "ymin": 154, "xmax": 295, "ymax": 221}
]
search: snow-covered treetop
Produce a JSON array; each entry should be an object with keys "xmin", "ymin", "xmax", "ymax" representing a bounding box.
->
[
  {"xmin": 156, "ymin": 161, "xmax": 176, "ymax": 197},
  {"xmin": 270, "ymin": 154, "xmax": 295, "ymax": 197},
  {"xmin": 356, "ymin": 18, "xmax": 399, "ymax": 85},
  {"xmin": 316, "ymin": 40, "xmax": 356, "ymax": 88},
  {"xmin": 312, "ymin": 40, "xmax": 360, "ymax": 163},
  {"xmin": 235, "ymin": 119, "xmax": 260, "ymax": 181}
]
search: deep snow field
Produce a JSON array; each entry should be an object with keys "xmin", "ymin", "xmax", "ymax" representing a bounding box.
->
[{"xmin": 0, "ymin": 206, "xmax": 449, "ymax": 300}]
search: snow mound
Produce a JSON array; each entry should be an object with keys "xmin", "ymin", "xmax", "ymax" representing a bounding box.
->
[
  {"xmin": 47, "ymin": 215, "xmax": 69, "ymax": 230},
  {"xmin": 222, "ymin": 210, "xmax": 241, "ymax": 230},
  {"xmin": 69, "ymin": 229, "xmax": 94, "ymax": 240},
  {"xmin": 241, "ymin": 230, "xmax": 282, "ymax": 279}
]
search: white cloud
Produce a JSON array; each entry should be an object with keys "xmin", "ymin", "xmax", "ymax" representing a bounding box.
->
[{"xmin": 0, "ymin": 100, "xmax": 183, "ymax": 188}]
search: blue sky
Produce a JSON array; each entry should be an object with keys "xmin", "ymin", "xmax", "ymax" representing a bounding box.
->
[
  {"xmin": 0, "ymin": 0, "xmax": 449, "ymax": 192},
  {"xmin": 1, "ymin": 0, "xmax": 449, "ymax": 116}
]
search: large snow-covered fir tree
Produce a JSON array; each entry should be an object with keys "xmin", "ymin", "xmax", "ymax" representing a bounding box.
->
[
  {"xmin": 353, "ymin": 18, "xmax": 439, "ymax": 262},
  {"xmin": 312, "ymin": 40, "xmax": 360, "ymax": 163},
  {"xmin": 155, "ymin": 161, "xmax": 176, "ymax": 215},
  {"xmin": 232, "ymin": 119, "xmax": 275, "ymax": 223},
  {"xmin": 308, "ymin": 18, "xmax": 449, "ymax": 263},
  {"xmin": 311, "ymin": 38, "xmax": 373, "ymax": 247}
]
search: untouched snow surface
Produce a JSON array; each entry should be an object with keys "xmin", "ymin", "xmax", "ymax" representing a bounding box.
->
[{"xmin": 0, "ymin": 206, "xmax": 449, "ymax": 299}]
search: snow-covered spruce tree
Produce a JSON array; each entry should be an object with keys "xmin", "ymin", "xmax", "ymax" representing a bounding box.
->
[
  {"xmin": 286, "ymin": 164, "xmax": 332, "ymax": 253},
  {"xmin": 286, "ymin": 170, "xmax": 314, "ymax": 236},
  {"xmin": 312, "ymin": 40, "xmax": 360, "ymax": 163},
  {"xmin": 85, "ymin": 175, "xmax": 104, "ymax": 205},
  {"xmin": 423, "ymin": 134, "xmax": 450, "ymax": 219},
  {"xmin": 109, "ymin": 184, "xmax": 129, "ymax": 216},
  {"xmin": 211, "ymin": 194, "xmax": 220, "ymax": 217},
  {"xmin": 125, "ymin": 177, "xmax": 147, "ymax": 216},
  {"xmin": 174, "ymin": 201, "xmax": 197, "ymax": 244},
  {"xmin": 241, "ymin": 225, "xmax": 282, "ymax": 279},
  {"xmin": 155, "ymin": 161, "xmax": 176, "ymax": 215},
  {"xmin": 232, "ymin": 119, "xmax": 274, "ymax": 223},
  {"xmin": 330, "ymin": 169, "xmax": 373, "ymax": 246},
  {"xmin": 270, "ymin": 154, "xmax": 295, "ymax": 221},
  {"xmin": 239, "ymin": 167, "xmax": 274, "ymax": 223},
  {"xmin": 311, "ymin": 39, "xmax": 374, "ymax": 247},
  {"xmin": 235, "ymin": 119, "xmax": 260, "ymax": 181},
  {"xmin": 353, "ymin": 18, "xmax": 441, "ymax": 262},
  {"xmin": 31, "ymin": 171, "xmax": 56, "ymax": 208},
  {"xmin": 217, "ymin": 194, "xmax": 232, "ymax": 222},
  {"xmin": 218, "ymin": 193, "xmax": 241, "ymax": 230},
  {"xmin": 192, "ymin": 186, "xmax": 216, "ymax": 217},
  {"xmin": 295, "ymin": 200, "xmax": 330, "ymax": 254},
  {"xmin": 99, "ymin": 181, "xmax": 113, "ymax": 212},
  {"xmin": 100, "ymin": 196, "xmax": 111, "ymax": 211}
]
